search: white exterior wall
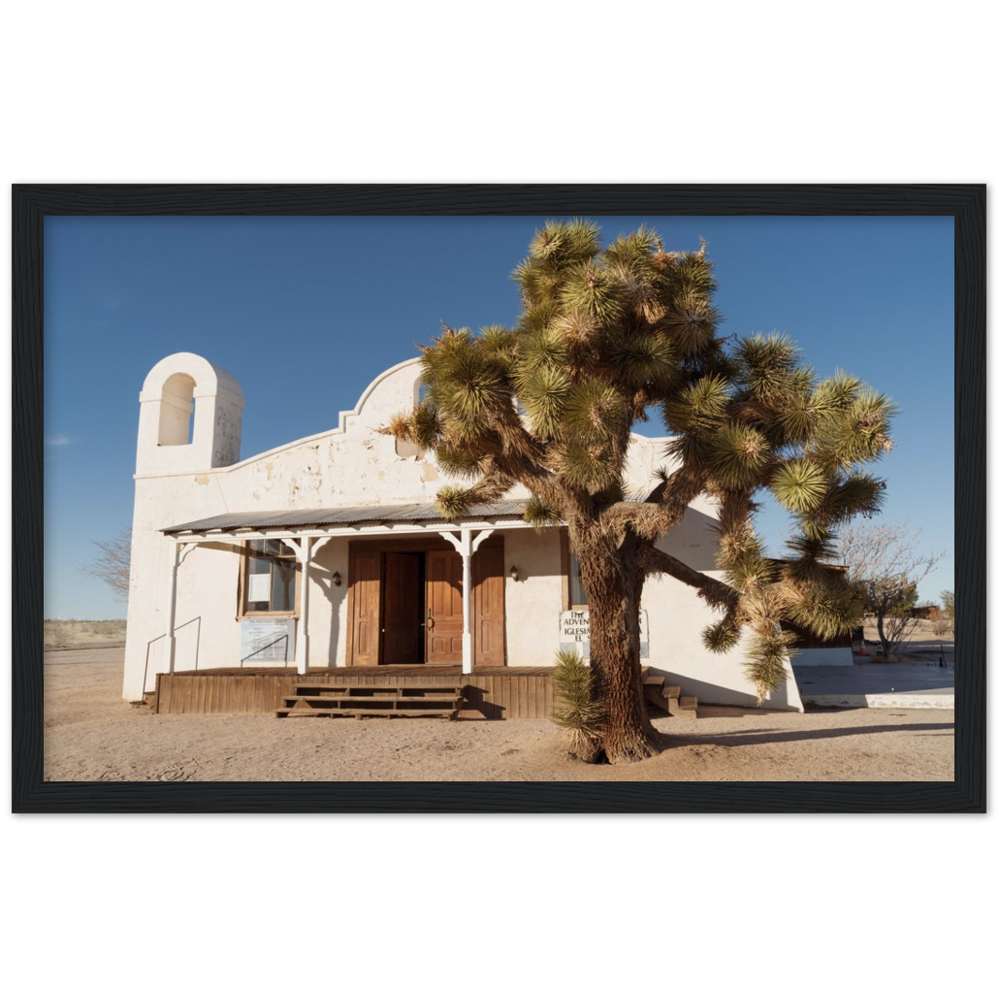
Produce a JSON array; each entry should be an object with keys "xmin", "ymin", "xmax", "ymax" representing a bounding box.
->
[
  {"xmin": 503, "ymin": 530, "xmax": 564, "ymax": 666},
  {"xmin": 790, "ymin": 647, "xmax": 854, "ymax": 668},
  {"xmin": 123, "ymin": 352, "xmax": 802, "ymax": 711},
  {"xmin": 311, "ymin": 537, "xmax": 350, "ymax": 668}
]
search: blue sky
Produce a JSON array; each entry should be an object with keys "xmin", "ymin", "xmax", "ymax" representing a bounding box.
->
[{"xmin": 43, "ymin": 214, "xmax": 955, "ymax": 619}]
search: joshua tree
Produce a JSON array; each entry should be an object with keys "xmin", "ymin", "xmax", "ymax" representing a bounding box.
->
[{"xmin": 385, "ymin": 220, "xmax": 892, "ymax": 763}]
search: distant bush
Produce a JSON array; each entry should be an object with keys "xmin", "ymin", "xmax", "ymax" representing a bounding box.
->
[
  {"xmin": 928, "ymin": 590, "xmax": 953, "ymax": 636},
  {"xmin": 92, "ymin": 620, "xmax": 126, "ymax": 636},
  {"xmin": 44, "ymin": 620, "xmax": 127, "ymax": 648}
]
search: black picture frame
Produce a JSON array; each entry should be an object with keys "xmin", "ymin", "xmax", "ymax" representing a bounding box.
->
[{"xmin": 12, "ymin": 183, "xmax": 985, "ymax": 813}]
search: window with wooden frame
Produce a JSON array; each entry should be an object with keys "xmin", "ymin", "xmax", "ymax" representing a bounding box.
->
[
  {"xmin": 241, "ymin": 540, "xmax": 298, "ymax": 616},
  {"xmin": 568, "ymin": 553, "xmax": 588, "ymax": 608},
  {"xmin": 394, "ymin": 381, "xmax": 430, "ymax": 459},
  {"xmin": 560, "ymin": 529, "xmax": 589, "ymax": 610}
]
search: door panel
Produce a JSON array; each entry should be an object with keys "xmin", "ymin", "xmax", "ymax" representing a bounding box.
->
[
  {"xmin": 382, "ymin": 552, "xmax": 422, "ymax": 664},
  {"xmin": 473, "ymin": 542, "xmax": 506, "ymax": 666},
  {"xmin": 348, "ymin": 548, "xmax": 381, "ymax": 666},
  {"xmin": 425, "ymin": 549, "xmax": 464, "ymax": 663}
]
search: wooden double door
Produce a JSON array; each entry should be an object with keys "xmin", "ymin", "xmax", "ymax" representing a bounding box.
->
[{"xmin": 348, "ymin": 539, "xmax": 505, "ymax": 667}]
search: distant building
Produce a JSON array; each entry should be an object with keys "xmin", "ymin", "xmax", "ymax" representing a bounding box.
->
[{"xmin": 123, "ymin": 353, "xmax": 805, "ymax": 712}]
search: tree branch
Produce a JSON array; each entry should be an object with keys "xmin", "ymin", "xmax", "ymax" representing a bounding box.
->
[
  {"xmin": 600, "ymin": 473, "xmax": 705, "ymax": 541},
  {"xmin": 465, "ymin": 465, "xmax": 516, "ymax": 503},
  {"xmin": 644, "ymin": 478, "xmax": 669, "ymax": 504},
  {"xmin": 638, "ymin": 546, "xmax": 739, "ymax": 613},
  {"xmin": 658, "ymin": 464, "xmax": 708, "ymax": 518}
]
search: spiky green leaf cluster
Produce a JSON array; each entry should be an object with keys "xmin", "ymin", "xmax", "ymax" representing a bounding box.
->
[
  {"xmin": 381, "ymin": 400, "xmax": 441, "ymax": 449},
  {"xmin": 733, "ymin": 333, "xmax": 804, "ymax": 402},
  {"xmin": 782, "ymin": 532, "xmax": 840, "ymax": 583},
  {"xmin": 433, "ymin": 444, "xmax": 484, "ymax": 479},
  {"xmin": 707, "ymin": 423, "xmax": 772, "ymax": 489},
  {"xmin": 743, "ymin": 630, "xmax": 795, "ymax": 706},
  {"xmin": 435, "ymin": 485, "xmax": 477, "ymax": 521},
  {"xmin": 551, "ymin": 648, "xmax": 605, "ymax": 742},
  {"xmin": 519, "ymin": 364, "xmax": 570, "ymax": 439},
  {"xmin": 556, "ymin": 442, "xmax": 617, "ymax": 491},
  {"xmin": 561, "ymin": 381, "xmax": 624, "ymax": 445},
  {"xmin": 724, "ymin": 548, "xmax": 776, "ymax": 592},
  {"xmin": 523, "ymin": 496, "xmax": 562, "ymax": 531},
  {"xmin": 664, "ymin": 375, "xmax": 729, "ymax": 435},
  {"xmin": 703, "ymin": 619, "xmax": 741, "ymax": 652},
  {"xmin": 782, "ymin": 582, "xmax": 863, "ymax": 642},
  {"xmin": 771, "ymin": 460, "xmax": 829, "ymax": 513}
]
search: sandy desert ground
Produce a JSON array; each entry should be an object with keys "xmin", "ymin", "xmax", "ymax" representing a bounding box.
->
[{"xmin": 42, "ymin": 628, "xmax": 955, "ymax": 782}]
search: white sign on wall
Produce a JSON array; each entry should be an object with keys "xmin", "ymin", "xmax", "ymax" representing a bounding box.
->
[
  {"xmin": 559, "ymin": 609, "xmax": 649, "ymax": 658},
  {"xmin": 240, "ymin": 617, "xmax": 296, "ymax": 664}
]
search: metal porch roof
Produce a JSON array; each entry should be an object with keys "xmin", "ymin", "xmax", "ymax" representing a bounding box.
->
[{"xmin": 163, "ymin": 501, "xmax": 532, "ymax": 535}]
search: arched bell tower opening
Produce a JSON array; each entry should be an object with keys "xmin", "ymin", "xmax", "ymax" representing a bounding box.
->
[{"xmin": 158, "ymin": 372, "xmax": 197, "ymax": 446}]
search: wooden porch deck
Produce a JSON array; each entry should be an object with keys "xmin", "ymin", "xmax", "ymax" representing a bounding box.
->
[{"xmin": 153, "ymin": 666, "xmax": 556, "ymax": 720}]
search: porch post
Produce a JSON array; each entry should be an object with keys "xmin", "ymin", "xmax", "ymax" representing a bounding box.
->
[
  {"xmin": 164, "ymin": 541, "xmax": 181, "ymax": 675},
  {"xmin": 296, "ymin": 536, "xmax": 313, "ymax": 675},
  {"xmin": 460, "ymin": 528, "xmax": 473, "ymax": 674},
  {"xmin": 440, "ymin": 527, "xmax": 494, "ymax": 675},
  {"xmin": 163, "ymin": 541, "xmax": 195, "ymax": 674}
]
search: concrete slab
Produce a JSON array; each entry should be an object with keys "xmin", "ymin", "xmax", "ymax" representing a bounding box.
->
[{"xmin": 791, "ymin": 660, "xmax": 954, "ymax": 709}]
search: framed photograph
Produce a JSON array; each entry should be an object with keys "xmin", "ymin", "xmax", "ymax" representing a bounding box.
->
[{"xmin": 11, "ymin": 181, "xmax": 986, "ymax": 822}]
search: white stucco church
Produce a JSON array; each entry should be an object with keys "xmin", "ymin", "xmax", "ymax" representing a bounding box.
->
[{"xmin": 123, "ymin": 352, "xmax": 804, "ymax": 713}]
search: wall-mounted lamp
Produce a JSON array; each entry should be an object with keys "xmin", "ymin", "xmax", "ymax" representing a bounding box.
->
[
  {"xmin": 510, "ymin": 565, "xmax": 519, "ymax": 582},
  {"xmin": 332, "ymin": 571, "xmax": 343, "ymax": 587}
]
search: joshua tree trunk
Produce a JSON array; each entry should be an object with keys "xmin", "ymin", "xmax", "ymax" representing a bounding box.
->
[{"xmin": 573, "ymin": 529, "xmax": 658, "ymax": 764}]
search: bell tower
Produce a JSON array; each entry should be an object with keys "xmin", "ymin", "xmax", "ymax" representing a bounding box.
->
[{"xmin": 135, "ymin": 352, "xmax": 244, "ymax": 475}]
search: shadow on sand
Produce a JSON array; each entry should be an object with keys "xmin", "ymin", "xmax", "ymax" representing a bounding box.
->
[{"xmin": 648, "ymin": 715, "xmax": 954, "ymax": 754}]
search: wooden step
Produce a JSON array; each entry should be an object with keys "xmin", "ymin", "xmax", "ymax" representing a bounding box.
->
[
  {"xmin": 643, "ymin": 678, "xmax": 697, "ymax": 719},
  {"xmin": 286, "ymin": 693, "xmax": 462, "ymax": 703},
  {"xmin": 669, "ymin": 695, "xmax": 698, "ymax": 718},
  {"xmin": 276, "ymin": 706, "xmax": 459, "ymax": 720},
  {"xmin": 282, "ymin": 698, "xmax": 461, "ymax": 711},
  {"xmin": 295, "ymin": 682, "xmax": 464, "ymax": 690},
  {"xmin": 284, "ymin": 692, "xmax": 462, "ymax": 702},
  {"xmin": 283, "ymin": 692, "xmax": 462, "ymax": 702},
  {"xmin": 292, "ymin": 684, "xmax": 464, "ymax": 697},
  {"xmin": 278, "ymin": 681, "xmax": 465, "ymax": 720}
]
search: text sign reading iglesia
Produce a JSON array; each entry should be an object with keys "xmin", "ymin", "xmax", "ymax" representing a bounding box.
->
[{"xmin": 559, "ymin": 610, "xmax": 649, "ymax": 658}]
